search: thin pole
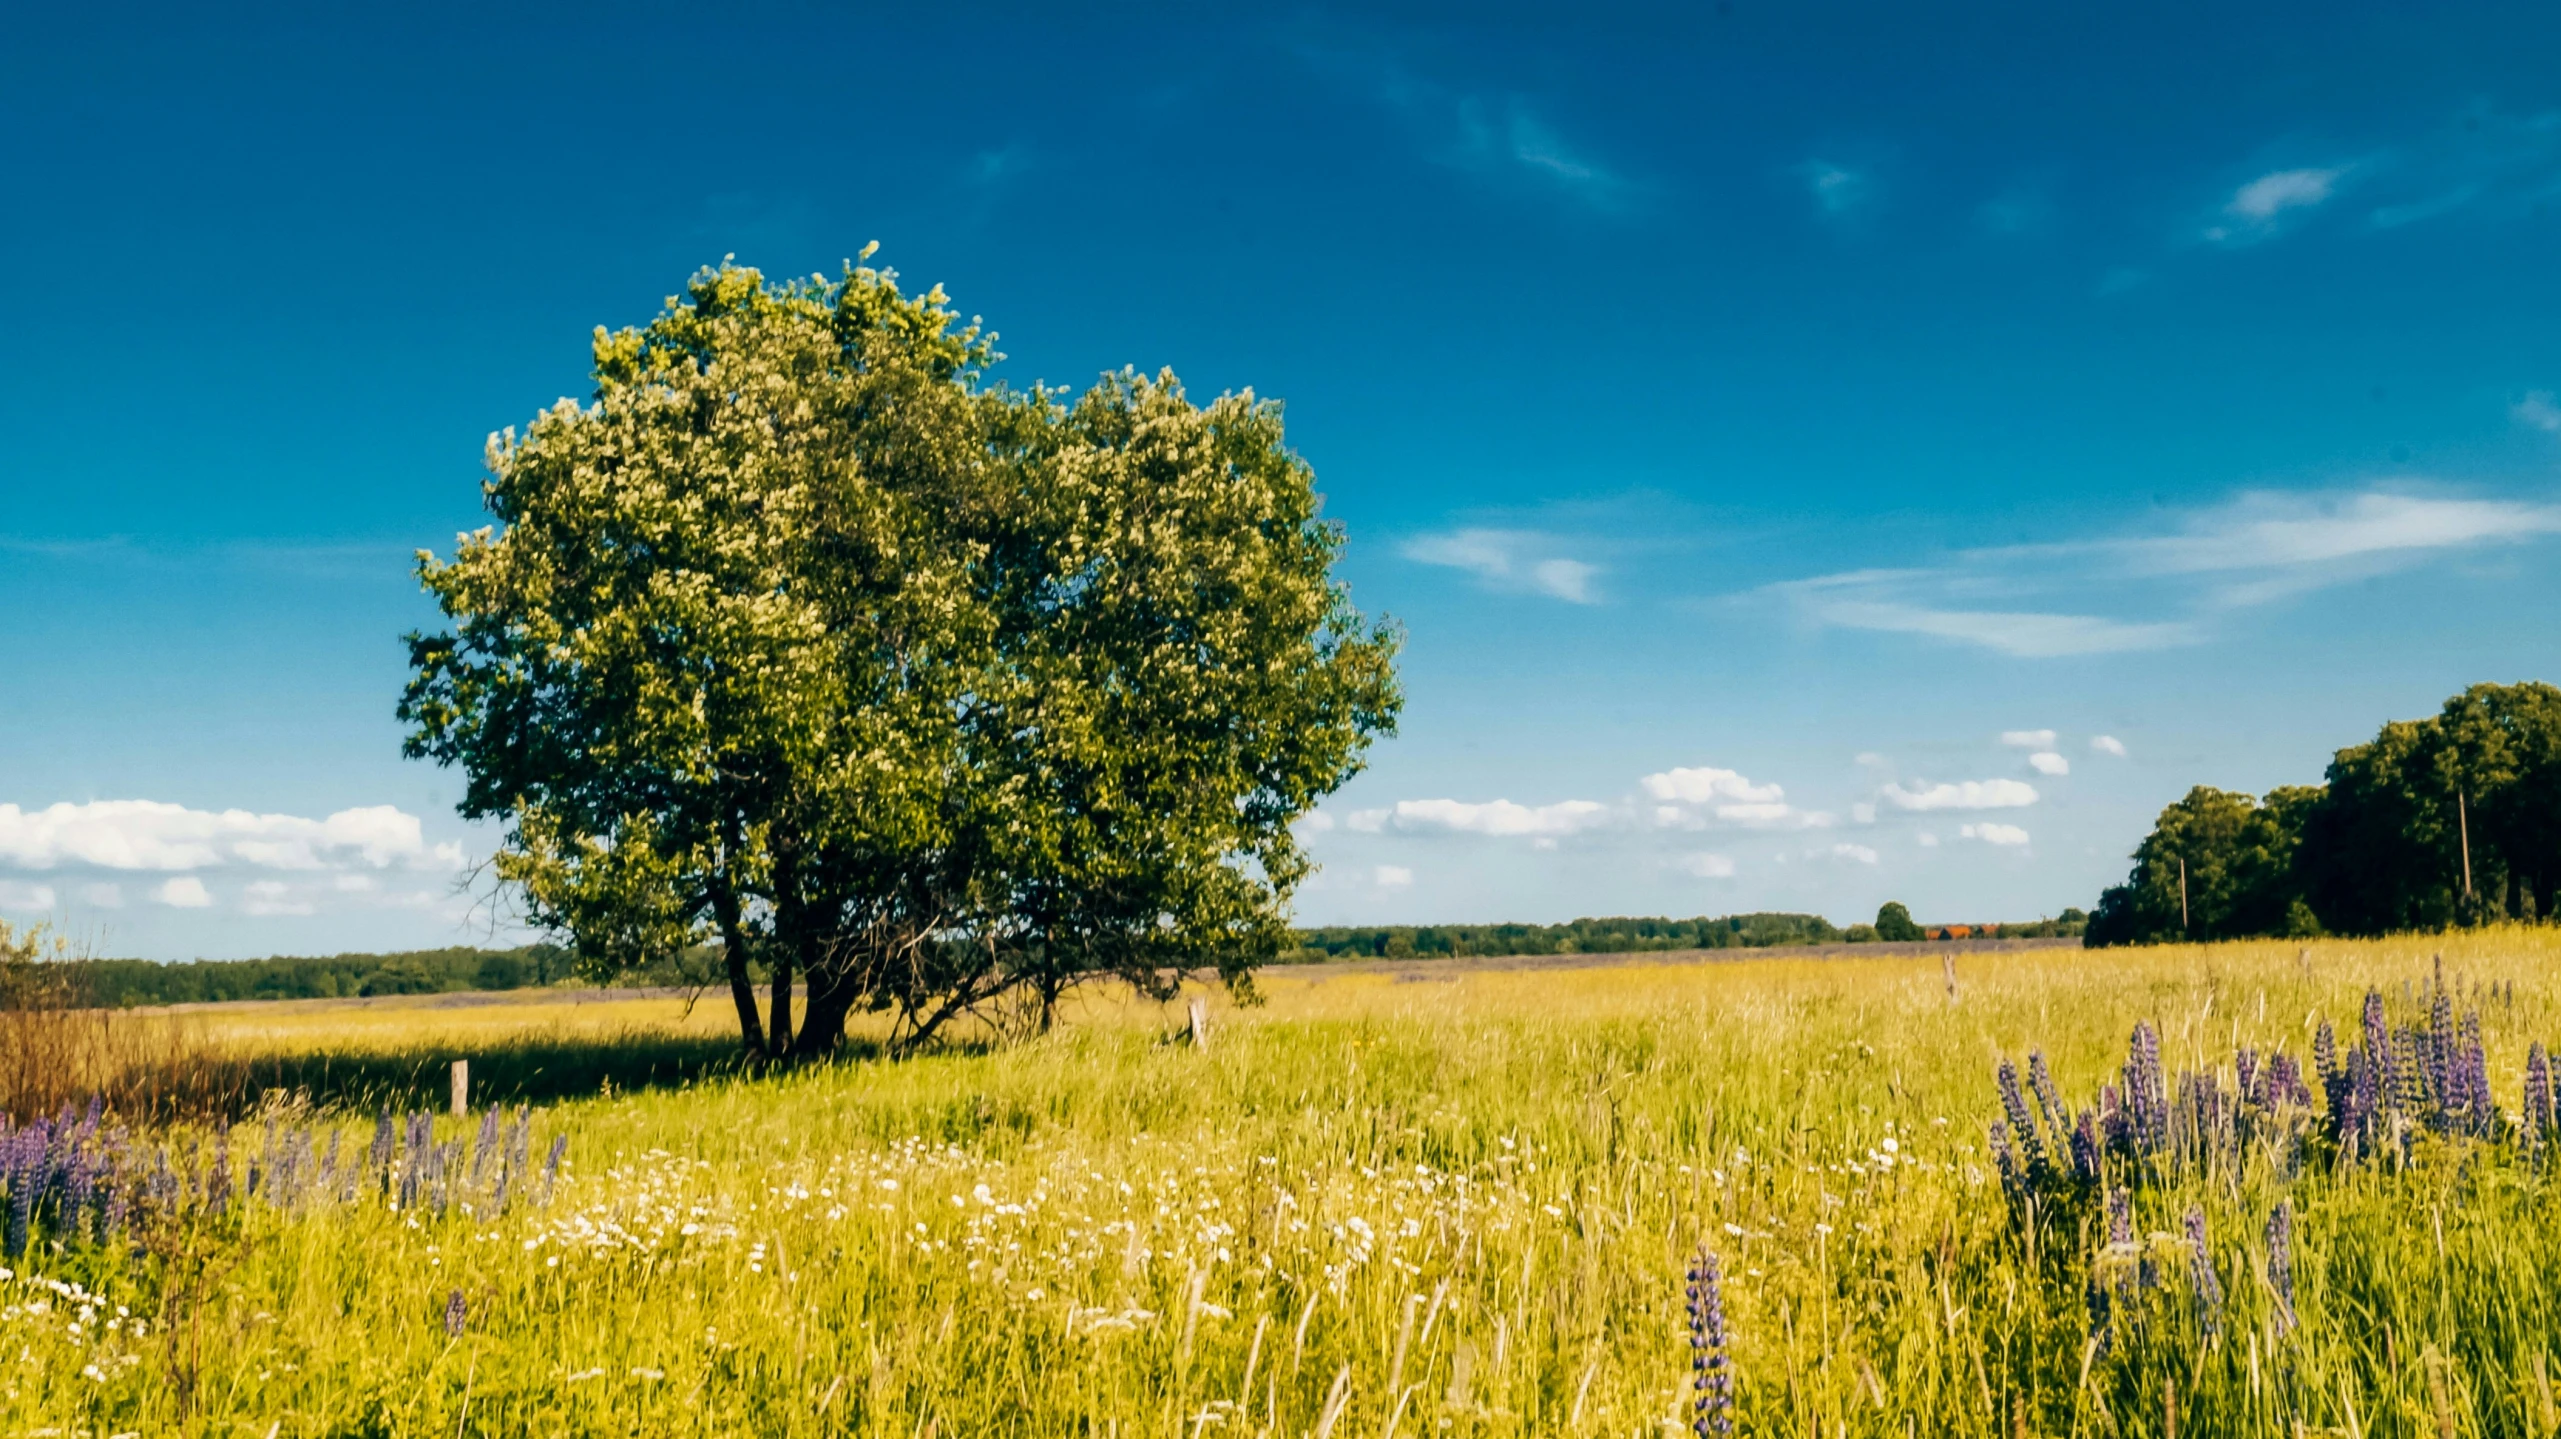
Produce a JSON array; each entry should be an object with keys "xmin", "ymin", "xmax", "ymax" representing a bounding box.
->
[{"xmin": 2458, "ymin": 790, "xmax": 2475, "ymax": 903}]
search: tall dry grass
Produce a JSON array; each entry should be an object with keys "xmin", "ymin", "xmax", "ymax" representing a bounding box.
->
[{"xmin": 0, "ymin": 1007, "xmax": 248, "ymax": 1122}]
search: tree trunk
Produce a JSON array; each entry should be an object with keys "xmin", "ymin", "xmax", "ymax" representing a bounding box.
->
[
  {"xmin": 769, "ymin": 950, "xmax": 794, "ymax": 1057},
  {"xmin": 792, "ymin": 963, "xmax": 858, "ymax": 1056},
  {"xmin": 708, "ymin": 875, "xmax": 766, "ymax": 1058}
]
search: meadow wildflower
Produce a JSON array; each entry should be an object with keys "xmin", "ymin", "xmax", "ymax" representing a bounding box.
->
[{"xmin": 1684, "ymin": 1242, "xmax": 1734, "ymax": 1436}]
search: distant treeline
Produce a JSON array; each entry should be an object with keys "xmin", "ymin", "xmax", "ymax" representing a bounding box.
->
[
  {"xmin": 58, "ymin": 905, "xmax": 2094, "ymax": 1005},
  {"xmin": 2089, "ymin": 681, "xmax": 2560, "ymax": 946},
  {"xmin": 69, "ymin": 946, "xmax": 576, "ymax": 1006},
  {"xmin": 67, "ymin": 944, "xmax": 733, "ymax": 1007},
  {"xmin": 1285, "ymin": 908, "xmax": 2083, "ymax": 962}
]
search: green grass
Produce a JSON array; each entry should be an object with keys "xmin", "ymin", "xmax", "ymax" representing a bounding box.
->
[{"xmin": 6, "ymin": 930, "xmax": 2561, "ymax": 1435}]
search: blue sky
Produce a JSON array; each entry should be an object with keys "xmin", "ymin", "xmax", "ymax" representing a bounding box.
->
[{"xmin": 6, "ymin": 2, "xmax": 2561, "ymax": 958}]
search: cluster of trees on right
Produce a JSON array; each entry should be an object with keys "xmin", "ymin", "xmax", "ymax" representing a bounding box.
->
[{"xmin": 2086, "ymin": 681, "xmax": 2561, "ymax": 946}]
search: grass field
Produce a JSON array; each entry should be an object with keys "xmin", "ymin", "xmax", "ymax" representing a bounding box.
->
[{"xmin": 6, "ymin": 930, "xmax": 2561, "ymax": 1436}]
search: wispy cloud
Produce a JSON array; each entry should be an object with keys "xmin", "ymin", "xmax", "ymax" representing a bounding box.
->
[
  {"xmin": 2516, "ymin": 391, "xmax": 2561, "ymax": 433},
  {"xmin": 1402, "ymin": 528, "xmax": 1602, "ymax": 603},
  {"xmin": 1798, "ymin": 160, "xmax": 1873, "ymax": 217},
  {"xmin": 2198, "ymin": 107, "xmax": 2561, "ymax": 249},
  {"xmin": 1960, "ymin": 822, "xmax": 2031, "ymax": 847},
  {"xmin": 2228, "ymin": 167, "xmax": 2343, "ymax": 221},
  {"xmin": 2200, "ymin": 163, "xmax": 2356, "ymax": 245},
  {"xmin": 1781, "ymin": 589, "xmax": 2200, "ymax": 658},
  {"xmin": 1999, "ymin": 730, "xmax": 2056, "ymax": 749},
  {"xmin": 1766, "ymin": 487, "xmax": 2561, "ymax": 658},
  {"xmin": 1679, "ymin": 853, "xmax": 1737, "ymax": 879},
  {"xmin": 1976, "ymin": 186, "xmax": 2052, "ymax": 236},
  {"xmin": 2091, "ymin": 735, "xmax": 2129, "ymax": 758},
  {"xmin": 1296, "ymin": 37, "xmax": 1638, "ymax": 213}
]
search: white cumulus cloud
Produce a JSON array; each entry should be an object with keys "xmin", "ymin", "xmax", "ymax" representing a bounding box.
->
[
  {"xmin": 0, "ymin": 881, "xmax": 56, "ymax": 911},
  {"xmin": 1679, "ymin": 852, "xmax": 1737, "ymax": 879},
  {"xmin": 153, "ymin": 877, "xmax": 213, "ymax": 908},
  {"xmin": 1373, "ymin": 865, "xmax": 1414, "ymax": 890},
  {"xmin": 0, "ymin": 800, "xmax": 458, "ymax": 873},
  {"xmin": 2000, "ymin": 729, "xmax": 2056, "ymax": 749},
  {"xmin": 1824, "ymin": 843, "xmax": 1879, "ymax": 865},
  {"xmin": 1640, "ymin": 766, "xmax": 1784, "ymax": 805},
  {"xmin": 1641, "ymin": 765, "xmax": 1826, "ymax": 828},
  {"xmin": 2090, "ymin": 735, "xmax": 2129, "ymax": 757},
  {"xmin": 1381, "ymin": 797, "xmax": 1613, "ymax": 839},
  {"xmin": 1879, "ymin": 779, "xmax": 2040, "ymax": 812},
  {"xmin": 2027, "ymin": 752, "xmax": 2071, "ymax": 776},
  {"xmin": 1961, "ymin": 822, "xmax": 2031, "ymax": 846}
]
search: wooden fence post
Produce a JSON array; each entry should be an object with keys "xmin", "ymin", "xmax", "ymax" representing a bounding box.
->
[
  {"xmin": 451, "ymin": 1059, "xmax": 469, "ymax": 1117},
  {"xmin": 1941, "ymin": 951, "xmax": 1959, "ymax": 1006}
]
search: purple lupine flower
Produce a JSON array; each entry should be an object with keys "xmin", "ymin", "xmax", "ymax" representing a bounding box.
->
[
  {"xmin": 543, "ymin": 1134, "xmax": 567, "ymax": 1200},
  {"xmin": 470, "ymin": 1106, "xmax": 501, "ymax": 1190},
  {"xmin": 2106, "ymin": 1187, "xmax": 2133, "ymax": 1250},
  {"xmin": 2184, "ymin": 1208, "xmax": 2222, "ymax": 1334},
  {"xmin": 2395, "ymin": 1028, "xmax": 2428, "ymax": 1118},
  {"xmin": 2071, "ymin": 1111, "xmax": 2102, "ymax": 1184},
  {"xmin": 368, "ymin": 1108, "xmax": 394, "ymax": 1182},
  {"xmin": 2237, "ymin": 1048, "xmax": 2261, "ymax": 1109},
  {"xmin": 2028, "ymin": 1052, "xmax": 2070, "ymax": 1139},
  {"xmin": 1997, "ymin": 1060, "xmax": 2048, "ymax": 1178},
  {"xmin": 2313, "ymin": 1019, "xmax": 2342, "ymax": 1115},
  {"xmin": 1990, "ymin": 1121, "xmax": 2024, "ymax": 1206},
  {"xmin": 2361, "ymin": 990, "xmax": 2392, "ymax": 1103},
  {"xmin": 63, "ymin": 1141, "xmax": 94, "ymax": 1239},
  {"xmin": 2127, "ymin": 1023, "xmax": 2169, "ymax": 1153},
  {"xmin": 1685, "ymin": 1244, "xmax": 1735, "ymax": 1437},
  {"xmin": 2428, "ymin": 992, "xmax": 2455, "ymax": 1116},
  {"xmin": 318, "ymin": 1130, "xmax": 341, "ymax": 1202},
  {"xmin": 2268, "ymin": 1054, "xmax": 2309, "ymax": 1109},
  {"xmin": 2099, "ymin": 1083, "xmax": 2130, "ymax": 1155},
  {"xmin": 444, "ymin": 1288, "xmax": 466, "ymax": 1337},
  {"xmin": 207, "ymin": 1121, "xmax": 232, "ymax": 1216},
  {"xmin": 6, "ymin": 1128, "xmax": 37, "ymax": 1257},
  {"xmin": 2345, "ymin": 1046, "xmax": 2376, "ymax": 1153},
  {"xmin": 2265, "ymin": 1201, "xmax": 2295, "ymax": 1334},
  {"xmin": 2085, "ymin": 1275, "xmax": 2114, "ymax": 1360},
  {"xmin": 2529, "ymin": 1044, "xmax": 2556, "ymax": 1160}
]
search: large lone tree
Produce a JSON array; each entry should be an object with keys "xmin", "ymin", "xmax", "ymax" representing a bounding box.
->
[{"xmin": 400, "ymin": 258, "xmax": 1400, "ymax": 1056}]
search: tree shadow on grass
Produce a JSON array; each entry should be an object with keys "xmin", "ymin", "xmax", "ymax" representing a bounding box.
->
[{"xmin": 231, "ymin": 1030, "xmax": 1009, "ymax": 1117}]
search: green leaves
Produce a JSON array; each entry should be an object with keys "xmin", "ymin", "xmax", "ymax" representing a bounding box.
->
[
  {"xmin": 402, "ymin": 260, "xmax": 1399, "ymax": 1053},
  {"xmin": 2087, "ymin": 681, "xmax": 2561, "ymax": 945}
]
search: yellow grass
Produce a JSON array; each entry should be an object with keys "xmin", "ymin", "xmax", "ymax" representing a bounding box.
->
[{"xmin": 3, "ymin": 928, "xmax": 2558, "ymax": 1435}]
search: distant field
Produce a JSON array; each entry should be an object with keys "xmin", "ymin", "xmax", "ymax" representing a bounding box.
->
[{"xmin": 4, "ymin": 929, "xmax": 2559, "ymax": 1434}]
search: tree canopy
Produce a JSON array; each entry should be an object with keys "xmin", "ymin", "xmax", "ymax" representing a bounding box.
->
[
  {"xmin": 401, "ymin": 259, "xmax": 1401, "ymax": 1055},
  {"xmin": 2087, "ymin": 681, "xmax": 2561, "ymax": 946}
]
